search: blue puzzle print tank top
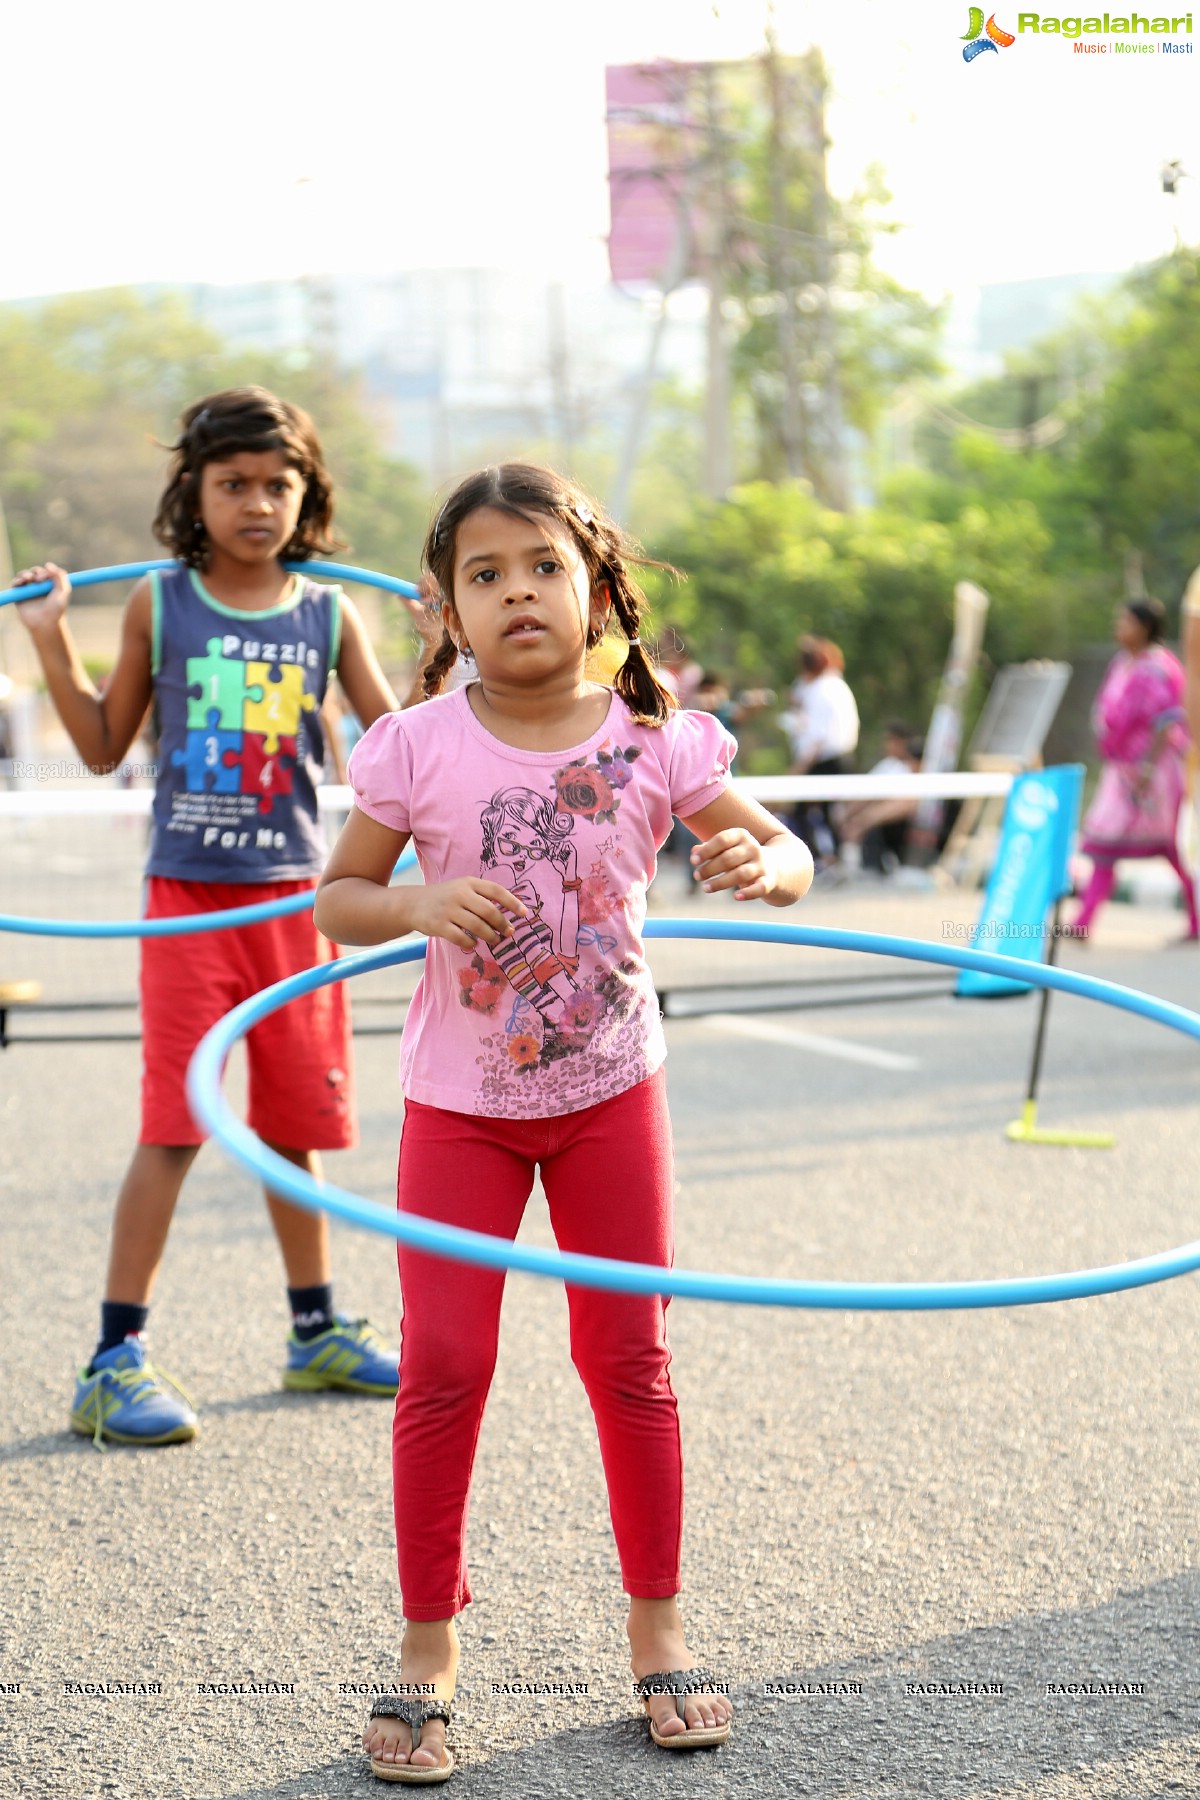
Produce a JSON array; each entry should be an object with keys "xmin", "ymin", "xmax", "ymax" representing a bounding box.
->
[{"xmin": 145, "ymin": 563, "xmax": 341, "ymax": 883}]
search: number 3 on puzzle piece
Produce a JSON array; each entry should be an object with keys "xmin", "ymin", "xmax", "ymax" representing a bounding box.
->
[{"xmin": 170, "ymin": 712, "xmax": 242, "ymax": 794}]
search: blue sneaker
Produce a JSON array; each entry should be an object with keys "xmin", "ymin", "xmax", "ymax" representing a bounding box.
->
[
  {"xmin": 70, "ymin": 1339, "xmax": 198, "ymax": 1449},
  {"xmin": 283, "ymin": 1314, "xmax": 399, "ymax": 1395}
]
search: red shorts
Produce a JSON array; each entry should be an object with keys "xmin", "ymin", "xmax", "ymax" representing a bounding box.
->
[{"xmin": 139, "ymin": 877, "xmax": 355, "ymax": 1151}]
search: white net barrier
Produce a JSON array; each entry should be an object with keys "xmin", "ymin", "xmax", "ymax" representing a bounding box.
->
[{"xmin": 0, "ymin": 774, "xmax": 1013, "ymax": 1039}]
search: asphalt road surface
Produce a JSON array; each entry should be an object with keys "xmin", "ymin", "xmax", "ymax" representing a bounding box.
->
[{"xmin": 3, "ymin": 852, "xmax": 1200, "ymax": 1798}]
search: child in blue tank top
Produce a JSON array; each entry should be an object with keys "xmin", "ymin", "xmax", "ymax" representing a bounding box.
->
[{"xmin": 13, "ymin": 387, "xmax": 403, "ymax": 1447}]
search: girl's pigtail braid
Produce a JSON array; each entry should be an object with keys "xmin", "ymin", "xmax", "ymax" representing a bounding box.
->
[
  {"xmin": 421, "ymin": 631, "xmax": 461, "ymax": 701},
  {"xmin": 608, "ymin": 575, "xmax": 675, "ymax": 725}
]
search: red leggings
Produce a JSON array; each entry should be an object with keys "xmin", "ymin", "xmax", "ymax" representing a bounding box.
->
[{"xmin": 391, "ymin": 1070, "xmax": 681, "ymax": 1619}]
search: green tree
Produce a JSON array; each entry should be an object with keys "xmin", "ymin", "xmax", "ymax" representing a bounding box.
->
[
  {"xmin": 1073, "ymin": 250, "xmax": 1200, "ymax": 604},
  {"xmin": 0, "ymin": 290, "xmax": 223, "ymax": 572},
  {"xmin": 0, "ymin": 289, "xmax": 429, "ymax": 622},
  {"xmin": 904, "ymin": 254, "xmax": 1200, "ymax": 639},
  {"xmin": 642, "ymin": 477, "xmax": 1055, "ymax": 770}
]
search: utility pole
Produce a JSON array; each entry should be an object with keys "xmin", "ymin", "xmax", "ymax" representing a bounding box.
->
[
  {"xmin": 608, "ymin": 212, "xmax": 692, "ymax": 524},
  {"xmin": 806, "ymin": 52, "xmax": 848, "ymax": 509},
  {"xmin": 1162, "ymin": 160, "xmax": 1186, "ymax": 251},
  {"xmin": 546, "ymin": 283, "xmax": 575, "ymax": 466},
  {"xmin": 701, "ymin": 61, "xmax": 733, "ymax": 501},
  {"xmin": 764, "ymin": 29, "xmax": 803, "ymax": 480},
  {"xmin": 607, "ymin": 61, "xmax": 699, "ymax": 523},
  {"xmin": 1021, "ymin": 371, "xmax": 1041, "ymax": 456}
]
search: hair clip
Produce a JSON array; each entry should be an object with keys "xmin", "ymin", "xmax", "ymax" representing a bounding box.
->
[
  {"xmin": 432, "ymin": 505, "xmax": 448, "ymax": 546},
  {"xmin": 574, "ymin": 499, "xmax": 594, "ymax": 527},
  {"xmin": 626, "ymin": 635, "xmax": 640, "ymax": 647},
  {"xmin": 193, "ymin": 407, "xmax": 211, "ymax": 432}
]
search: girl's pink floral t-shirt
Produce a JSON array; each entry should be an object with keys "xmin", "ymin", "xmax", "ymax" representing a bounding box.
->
[{"xmin": 348, "ymin": 687, "xmax": 735, "ymax": 1118}]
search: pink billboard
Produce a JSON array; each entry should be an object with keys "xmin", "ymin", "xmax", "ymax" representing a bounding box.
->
[{"xmin": 605, "ymin": 62, "xmax": 702, "ymax": 286}]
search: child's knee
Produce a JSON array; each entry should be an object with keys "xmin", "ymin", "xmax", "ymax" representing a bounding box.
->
[
  {"xmin": 403, "ymin": 1326, "xmax": 499, "ymax": 1401},
  {"xmin": 569, "ymin": 1324, "xmax": 670, "ymax": 1399}
]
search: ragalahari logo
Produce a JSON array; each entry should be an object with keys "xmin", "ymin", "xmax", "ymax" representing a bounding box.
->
[{"xmin": 962, "ymin": 8, "xmax": 1016, "ymax": 58}]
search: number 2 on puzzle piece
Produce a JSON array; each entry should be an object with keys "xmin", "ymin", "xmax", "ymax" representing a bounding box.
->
[
  {"xmin": 239, "ymin": 733, "xmax": 298, "ymax": 815},
  {"xmin": 170, "ymin": 712, "xmax": 242, "ymax": 794},
  {"xmin": 186, "ymin": 639, "xmax": 261, "ymax": 732},
  {"xmin": 243, "ymin": 663, "xmax": 316, "ymax": 752}
]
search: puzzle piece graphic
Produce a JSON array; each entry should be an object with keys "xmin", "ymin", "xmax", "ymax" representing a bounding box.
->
[
  {"xmin": 186, "ymin": 639, "xmax": 260, "ymax": 732},
  {"xmin": 243, "ymin": 663, "xmax": 316, "ymax": 752},
  {"xmin": 239, "ymin": 732, "xmax": 298, "ymax": 815},
  {"xmin": 170, "ymin": 711, "xmax": 242, "ymax": 794}
]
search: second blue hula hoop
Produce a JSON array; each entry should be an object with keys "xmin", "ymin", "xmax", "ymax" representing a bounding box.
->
[
  {"xmin": 187, "ymin": 919, "xmax": 1200, "ymax": 1311},
  {"xmin": 0, "ymin": 847, "xmax": 418, "ymax": 938},
  {"xmin": 0, "ymin": 558, "xmax": 423, "ymax": 936}
]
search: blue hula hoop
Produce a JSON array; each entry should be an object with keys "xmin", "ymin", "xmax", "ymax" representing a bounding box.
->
[
  {"xmin": 0, "ymin": 847, "xmax": 418, "ymax": 939},
  {"xmin": 0, "ymin": 559, "xmax": 423, "ymax": 608},
  {"xmin": 187, "ymin": 919, "xmax": 1200, "ymax": 1311}
]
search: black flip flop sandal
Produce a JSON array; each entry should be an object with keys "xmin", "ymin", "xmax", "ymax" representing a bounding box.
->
[
  {"xmin": 367, "ymin": 1695, "xmax": 456, "ymax": 1784},
  {"xmin": 635, "ymin": 1667, "xmax": 731, "ymax": 1749}
]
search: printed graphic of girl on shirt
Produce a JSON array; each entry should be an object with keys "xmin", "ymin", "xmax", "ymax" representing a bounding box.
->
[{"xmin": 478, "ymin": 786, "xmax": 581, "ymax": 1019}]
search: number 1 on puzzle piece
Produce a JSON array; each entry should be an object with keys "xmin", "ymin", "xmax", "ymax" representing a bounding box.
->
[{"xmin": 186, "ymin": 638, "xmax": 260, "ymax": 732}]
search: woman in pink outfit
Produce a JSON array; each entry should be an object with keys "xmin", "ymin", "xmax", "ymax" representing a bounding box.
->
[{"xmin": 1073, "ymin": 597, "xmax": 1197, "ymax": 939}]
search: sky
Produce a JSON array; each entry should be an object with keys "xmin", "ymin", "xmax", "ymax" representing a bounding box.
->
[{"xmin": 1, "ymin": 0, "xmax": 1197, "ymax": 308}]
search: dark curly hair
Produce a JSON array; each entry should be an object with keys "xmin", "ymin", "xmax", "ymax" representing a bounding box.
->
[
  {"xmin": 153, "ymin": 387, "xmax": 343, "ymax": 569},
  {"xmin": 1125, "ymin": 596, "xmax": 1166, "ymax": 644},
  {"xmin": 419, "ymin": 462, "xmax": 678, "ymax": 727}
]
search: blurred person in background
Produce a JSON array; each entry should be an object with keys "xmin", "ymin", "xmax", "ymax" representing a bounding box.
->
[
  {"xmin": 693, "ymin": 670, "xmax": 775, "ymax": 774},
  {"xmin": 837, "ymin": 725, "xmax": 923, "ymax": 876},
  {"xmin": 780, "ymin": 635, "xmax": 859, "ymax": 870},
  {"xmin": 1072, "ymin": 597, "xmax": 1197, "ymax": 942}
]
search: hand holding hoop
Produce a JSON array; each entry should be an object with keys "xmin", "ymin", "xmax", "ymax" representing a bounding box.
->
[{"xmin": 8, "ymin": 561, "xmax": 71, "ymax": 632}]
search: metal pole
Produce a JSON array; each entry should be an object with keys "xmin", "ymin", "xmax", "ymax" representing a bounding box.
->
[{"xmin": 1023, "ymin": 897, "xmax": 1061, "ymax": 1110}]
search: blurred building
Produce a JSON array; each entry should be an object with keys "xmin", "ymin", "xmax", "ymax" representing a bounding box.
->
[
  {"xmin": 945, "ymin": 270, "xmax": 1120, "ymax": 384},
  {"xmin": 152, "ymin": 271, "xmax": 707, "ymax": 478}
]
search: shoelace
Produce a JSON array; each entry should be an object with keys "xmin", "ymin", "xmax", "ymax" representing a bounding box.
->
[
  {"xmin": 88, "ymin": 1361, "xmax": 195, "ymax": 1452},
  {"xmin": 348, "ymin": 1318, "xmax": 384, "ymax": 1348}
]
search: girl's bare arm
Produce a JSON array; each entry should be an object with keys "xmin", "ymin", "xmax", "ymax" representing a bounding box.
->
[
  {"xmin": 14, "ymin": 565, "xmax": 153, "ymax": 774},
  {"xmin": 315, "ymin": 806, "xmax": 526, "ymax": 950},
  {"xmin": 331, "ymin": 595, "xmax": 400, "ymax": 729},
  {"xmin": 681, "ymin": 787, "xmax": 814, "ymax": 906}
]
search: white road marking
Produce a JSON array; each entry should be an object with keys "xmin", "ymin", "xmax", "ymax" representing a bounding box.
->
[{"xmin": 703, "ymin": 1013, "xmax": 920, "ymax": 1071}]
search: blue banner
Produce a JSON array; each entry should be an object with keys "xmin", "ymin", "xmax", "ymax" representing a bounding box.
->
[{"xmin": 954, "ymin": 765, "xmax": 1085, "ymax": 999}]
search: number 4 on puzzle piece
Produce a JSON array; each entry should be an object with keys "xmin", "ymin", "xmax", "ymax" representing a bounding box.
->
[{"xmin": 239, "ymin": 732, "xmax": 298, "ymax": 814}]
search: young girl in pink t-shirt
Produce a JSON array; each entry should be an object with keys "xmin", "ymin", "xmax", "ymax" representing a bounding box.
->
[{"xmin": 315, "ymin": 462, "xmax": 813, "ymax": 1782}]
